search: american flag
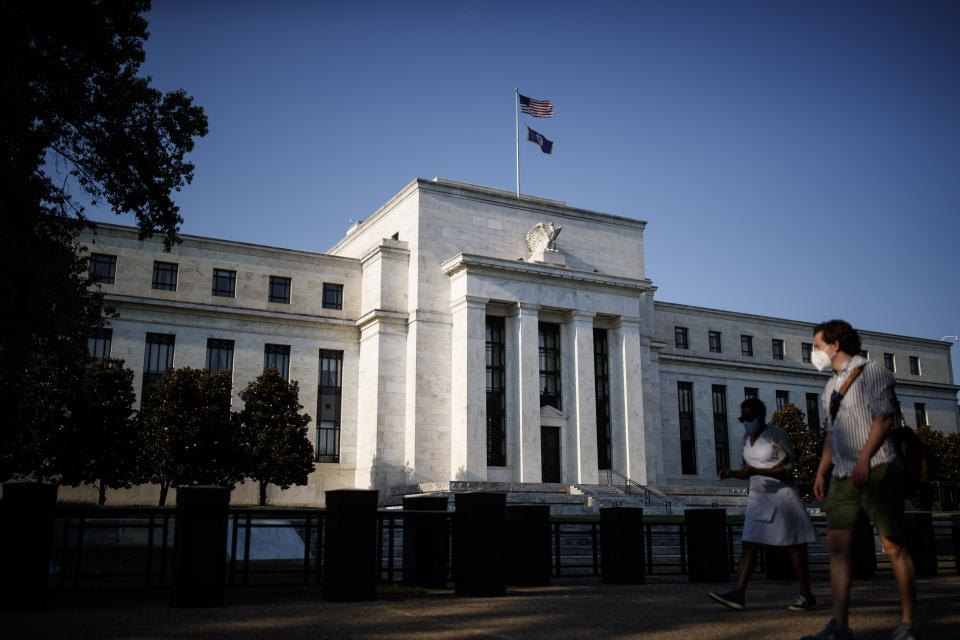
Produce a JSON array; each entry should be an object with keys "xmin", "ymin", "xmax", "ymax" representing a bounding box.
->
[{"xmin": 519, "ymin": 94, "xmax": 553, "ymax": 117}]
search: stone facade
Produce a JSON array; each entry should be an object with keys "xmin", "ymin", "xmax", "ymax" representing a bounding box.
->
[{"xmin": 67, "ymin": 178, "xmax": 959, "ymax": 505}]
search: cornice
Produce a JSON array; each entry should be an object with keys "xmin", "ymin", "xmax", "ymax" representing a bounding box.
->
[
  {"xmin": 104, "ymin": 294, "xmax": 357, "ymax": 329},
  {"xmin": 356, "ymin": 309, "xmax": 408, "ymax": 332},
  {"xmin": 441, "ymin": 253, "xmax": 656, "ymax": 295},
  {"xmin": 655, "ymin": 300, "xmax": 953, "ymax": 350}
]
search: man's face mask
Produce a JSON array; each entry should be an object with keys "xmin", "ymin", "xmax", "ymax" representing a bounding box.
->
[{"xmin": 811, "ymin": 346, "xmax": 834, "ymax": 372}]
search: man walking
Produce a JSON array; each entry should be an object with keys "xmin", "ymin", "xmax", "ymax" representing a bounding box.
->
[{"xmin": 802, "ymin": 320, "xmax": 919, "ymax": 640}]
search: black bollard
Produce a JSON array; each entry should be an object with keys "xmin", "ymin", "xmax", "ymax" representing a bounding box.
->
[
  {"xmin": 600, "ymin": 507, "xmax": 645, "ymax": 584},
  {"xmin": 323, "ymin": 489, "xmax": 379, "ymax": 601},
  {"xmin": 506, "ymin": 505, "xmax": 552, "ymax": 586},
  {"xmin": 902, "ymin": 512, "xmax": 937, "ymax": 577},
  {"xmin": 685, "ymin": 509, "xmax": 728, "ymax": 583},
  {"xmin": 402, "ymin": 495, "xmax": 450, "ymax": 587},
  {"xmin": 171, "ymin": 485, "xmax": 230, "ymax": 607},
  {"xmin": 0, "ymin": 483, "xmax": 58, "ymax": 612},
  {"xmin": 453, "ymin": 492, "xmax": 506, "ymax": 596}
]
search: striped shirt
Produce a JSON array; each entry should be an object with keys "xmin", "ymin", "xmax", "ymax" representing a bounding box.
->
[{"xmin": 822, "ymin": 355, "xmax": 898, "ymax": 477}]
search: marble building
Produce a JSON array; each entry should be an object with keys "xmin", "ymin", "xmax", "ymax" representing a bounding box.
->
[{"xmin": 74, "ymin": 178, "xmax": 959, "ymax": 506}]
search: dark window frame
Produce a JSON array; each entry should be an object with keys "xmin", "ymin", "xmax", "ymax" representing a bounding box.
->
[
  {"xmin": 152, "ymin": 261, "xmax": 178, "ymax": 291},
  {"xmin": 595, "ymin": 328, "xmax": 612, "ymax": 470},
  {"xmin": 806, "ymin": 392, "xmax": 822, "ymax": 435},
  {"xmin": 744, "ymin": 387, "xmax": 759, "ymax": 400},
  {"xmin": 142, "ymin": 333, "xmax": 175, "ymax": 403},
  {"xmin": 539, "ymin": 322, "xmax": 561, "ymax": 409},
  {"xmin": 206, "ymin": 338, "xmax": 235, "ymax": 374},
  {"xmin": 485, "ymin": 316, "xmax": 507, "ymax": 467},
  {"xmin": 212, "ymin": 268, "xmax": 237, "ymax": 298},
  {"xmin": 264, "ymin": 343, "xmax": 291, "ymax": 380},
  {"xmin": 89, "ymin": 253, "xmax": 116, "ymax": 284},
  {"xmin": 316, "ymin": 349, "xmax": 343, "ymax": 463},
  {"xmin": 909, "ymin": 356, "xmax": 920, "ymax": 376},
  {"xmin": 677, "ymin": 381, "xmax": 697, "ymax": 474},
  {"xmin": 708, "ymin": 330, "xmax": 722, "ymax": 353},
  {"xmin": 322, "ymin": 283, "xmax": 343, "ymax": 310},
  {"xmin": 269, "ymin": 276, "xmax": 291, "ymax": 304},
  {"xmin": 772, "ymin": 339, "xmax": 784, "ymax": 361},
  {"xmin": 801, "ymin": 342, "xmax": 812, "ymax": 364},
  {"xmin": 675, "ymin": 326, "xmax": 689, "ymax": 350},
  {"xmin": 712, "ymin": 385, "xmax": 730, "ymax": 472},
  {"xmin": 88, "ymin": 327, "xmax": 113, "ymax": 361},
  {"xmin": 741, "ymin": 335, "xmax": 753, "ymax": 356},
  {"xmin": 776, "ymin": 389, "xmax": 789, "ymax": 412},
  {"xmin": 914, "ymin": 403, "xmax": 926, "ymax": 428},
  {"xmin": 884, "ymin": 353, "xmax": 895, "ymax": 372}
]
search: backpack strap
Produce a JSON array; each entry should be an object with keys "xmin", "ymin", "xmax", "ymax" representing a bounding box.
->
[{"xmin": 829, "ymin": 364, "xmax": 865, "ymax": 421}]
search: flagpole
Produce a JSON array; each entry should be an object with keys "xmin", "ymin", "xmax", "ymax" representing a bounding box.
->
[{"xmin": 515, "ymin": 88, "xmax": 520, "ymax": 198}]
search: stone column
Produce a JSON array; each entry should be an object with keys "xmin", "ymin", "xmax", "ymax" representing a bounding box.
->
[
  {"xmin": 507, "ymin": 302, "xmax": 542, "ymax": 482},
  {"xmin": 564, "ymin": 310, "xmax": 598, "ymax": 484},
  {"xmin": 609, "ymin": 316, "xmax": 652, "ymax": 484},
  {"xmin": 450, "ymin": 295, "xmax": 489, "ymax": 480}
]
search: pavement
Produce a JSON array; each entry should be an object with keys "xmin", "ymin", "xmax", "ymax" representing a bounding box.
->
[{"xmin": 5, "ymin": 570, "xmax": 959, "ymax": 639}]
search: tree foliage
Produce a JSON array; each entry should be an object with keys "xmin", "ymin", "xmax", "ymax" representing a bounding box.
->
[
  {"xmin": 139, "ymin": 368, "xmax": 241, "ymax": 505},
  {"xmin": 239, "ymin": 369, "xmax": 315, "ymax": 506},
  {"xmin": 917, "ymin": 425, "xmax": 960, "ymax": 483},
  {"xmin": 1, "ymin": 0, "xmax": 207, "ymax": 484},
  {"xmin": 770, "ymin": 402, "xmax": 822, "ymax": 502},
  {"xmin": 59, "ymin": 358, "xmax": 141, "ymax": 504}
]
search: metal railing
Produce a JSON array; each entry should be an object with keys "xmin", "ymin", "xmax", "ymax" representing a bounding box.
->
[
  {"xmin": 47, "ymin": 506, "xmax": 954, "ymax": 593},
  {"xmin": 600, "ymin": 470, "xmax": 674, "ymax": 514}
]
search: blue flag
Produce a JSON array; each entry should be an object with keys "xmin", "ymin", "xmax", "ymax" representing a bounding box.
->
[{"xmin": 526, "ymin": 126, "xmax": 554, "ymax": 154}]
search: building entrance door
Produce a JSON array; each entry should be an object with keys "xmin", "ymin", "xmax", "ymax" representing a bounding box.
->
[{"xmin": 540, "ymin": 427, "xmax": 561, "ymax": 483}]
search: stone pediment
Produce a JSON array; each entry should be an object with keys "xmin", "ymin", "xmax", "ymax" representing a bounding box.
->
[{"xmin": 540, "ymin": 405, "xmax": 567, "ymax": 427}]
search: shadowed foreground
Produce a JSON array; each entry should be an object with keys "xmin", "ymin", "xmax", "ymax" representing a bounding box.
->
[{"xmin": 5, "ymin": 573, "xmax": 959, "ymax": 639}]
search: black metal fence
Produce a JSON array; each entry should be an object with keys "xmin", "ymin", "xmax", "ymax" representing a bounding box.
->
[{"xmin": 46, "ymin": 506, "xmax": 956, "ymax": 592}]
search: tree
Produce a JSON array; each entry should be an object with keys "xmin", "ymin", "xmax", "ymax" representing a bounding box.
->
[
  {"xmin": 1, "ymin": 0, "xmax": 207, "ymax": 482},
  {"xmin": 770, "ymin": 402, "xmax": 822, "ymax": 502},
  {"xmin": 239, "ymin": 369, "xmax": 315, "ymax": 506},
  {"xmin": 139, "ymin": 368, "xmax": 241, "ymax": 505},
  {"xmin": 59, "ymin": 358, "xmax": 141, "ymax": 505},
  {"xmin": 917, "ymin": 425, "xmax": 960, "ymax": 483}
]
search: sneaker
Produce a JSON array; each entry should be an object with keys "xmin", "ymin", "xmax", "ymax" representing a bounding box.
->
[
  {"xmin": 888, "ymin": 622, "xmax": 922, "ymax": 640},
  {"xmin": 789, "ymin": 593, "xmax": 817, "ymax": 611},
  {"xmin": 802, "ymin": 618, "xmax": 853, "ymax": 640},
  {"xmin": 708, "ymin": 589, "xmax": 745, "ymax": 610}
]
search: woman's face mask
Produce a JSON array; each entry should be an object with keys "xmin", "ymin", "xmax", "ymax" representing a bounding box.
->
[{"xmin": 741, "ymin": 418, "xmax": 763, "ymax": 436}]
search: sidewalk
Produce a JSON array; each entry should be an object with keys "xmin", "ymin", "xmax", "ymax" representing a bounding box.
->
[{"xmin": 6, "ymin": 572, "xmax": 959, "ymax": 639}]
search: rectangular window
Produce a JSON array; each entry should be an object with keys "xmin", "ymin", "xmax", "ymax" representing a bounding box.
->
[
  {"xmin": 776, "ymin": 389, "xmax": 789, "ymax": 412},
  {"xmin": 212, "ymin": 269, "xmax": 236, "ymax": 297},
  {"xmin": 317, "ymin": 349, "xmax": 343, "ymax": 463},
  {"xmin": 801, "ymin": 342, "xmax": 812, "ymax": 364},
  {"xmin": 914, "ymin": 403, "xmax": 927, "ymax": 428},
  {"xmin": 264, "ymin": 343, "xmax": 291, "ymax": 380},
  {"xmin": 539, "ymin": 323, "xmax": 561, "ymax": 409},
  {"xmin": 88, "ymin": 328, "xmax": 112, "ymax": 361},
  {"xmin": 89, "ymin": 253, "xmax": 116, "ymax": 284},
  {"xmin": 772, "ymin": 339, "xmax": 784, "ymax": 360},
  {"xmin": 884, "ymin": 353, "xmax": 895, "ymax": 372},
  {"xmin": 712, "ymin": 385, "xmax": 730, "ymax": 472},
  {"xmin": 485, "ymin": 317, "xmax": 507, "ymax": 467},
  {"xmin": 677, "ymin": 382, "xmax": 697, "ymax": 474},
  {"xmin": 909, "ymin": 356, "xmax": 920, "ymax": 376},
  {"xmin": 152, "ymin": 261, "xmax": 178, "ymax": 291},
  {"xmin": 269, "ymin": 276, "xmax": 291, "ymax": 304},
  {"xmin": 806, "ymin": 393, "xmax": 822, "ymax": 435},
  {"xmin": 594, "ymin": 328, "xmax": 612, "ymax": 470},
  {"xmin": 675, "ymin": 326, "xmax": 689, "ymax": 349},
  {"xmin": 142, "ymin": 333, "xmax": 175, "ymax": 403},
  {"xmin": 708, "ymin": 330, "xmax": 722, "ymax": 353},
  {"xmin": 744, "ymin": 387, "xmax": 759, "ymax": 400},
  {"xmin": 322, "ymin": 283, "xmax": 343, "ymax": 310},
  {"xmin": 741, "ymin": 335, "xmax": 753, "ymax": 356},
  {"xmin": 206, "ymin": 338, "xmax": 234, "ymax": 373}
]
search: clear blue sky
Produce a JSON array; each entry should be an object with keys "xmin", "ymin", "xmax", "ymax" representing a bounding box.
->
[{"xmin": 86, "ymin": 0, "xmax": 960, "ymax": 389}]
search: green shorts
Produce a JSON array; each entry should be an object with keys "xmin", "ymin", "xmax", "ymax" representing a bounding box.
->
[{"xmin": 825, "ymin": 462, "xmax": 904, "ymax": 538}]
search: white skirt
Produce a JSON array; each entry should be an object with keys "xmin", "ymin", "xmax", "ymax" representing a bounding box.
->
[{"xmin": 741, "ymin": 476, "xmax": 816, "ymax": 546}]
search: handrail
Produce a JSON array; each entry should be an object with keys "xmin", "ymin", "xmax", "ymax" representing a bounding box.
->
[{"xmin": 600, "ymin": 470, "xmax": 673, "ymax": 515}]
